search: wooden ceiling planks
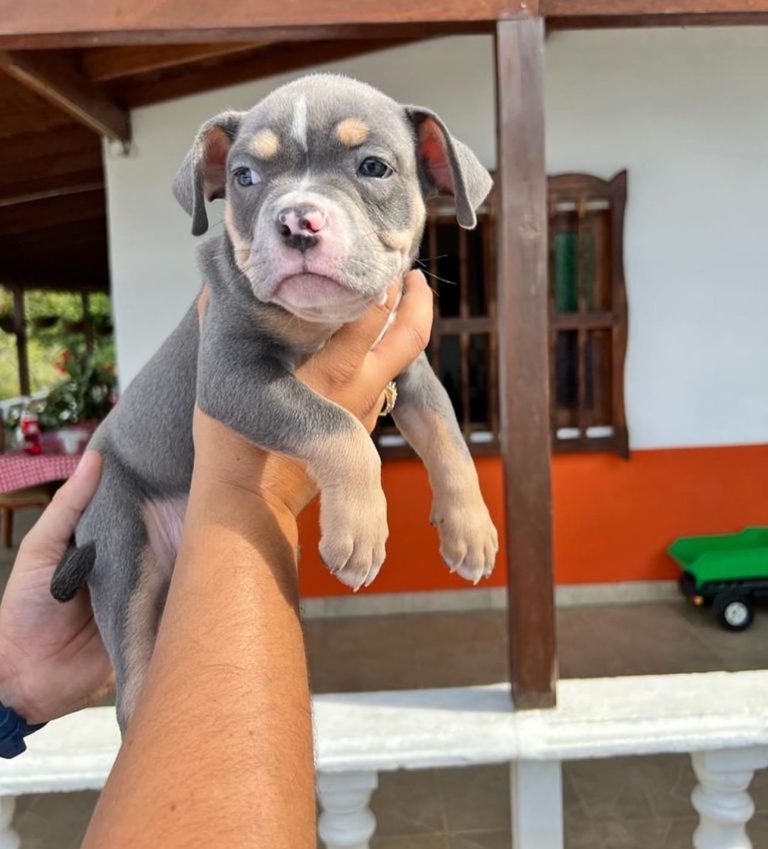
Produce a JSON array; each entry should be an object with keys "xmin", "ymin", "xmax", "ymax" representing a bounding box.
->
[
  {"xmin": 0, "ymin": 50, "xmax": 130, "ymax": 142},
  {"xmin": 106, "ymin": 38, "xmax": 416, "ymax": 108},
  {"xmin": 82, "ymin": 42, "xmax": 267, "ymax": 82}
]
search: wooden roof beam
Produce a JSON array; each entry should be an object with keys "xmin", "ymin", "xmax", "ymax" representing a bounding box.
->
[
  {"xmin": 0, "ymin": 51, "xmax": 130, "ymax": 142},
  {"xmin": 82, "ymin": 42, "xmax": 270, "ymax": 82},
  {"xmin": 543, "ymin": 0, "xmax": 768, "ymax": 27},
  {"xmin": 0, "ymin": 2, "xmax": 527, "ymax": 49},
  {"xmin": 0, "ymin": 182, "xmax": 104, "ymax": 209},
  {"xmin": 0, "ymin": 186, "xmax": 104, "ymax": 236}
]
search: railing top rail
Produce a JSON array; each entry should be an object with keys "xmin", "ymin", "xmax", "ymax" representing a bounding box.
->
[
  {"xmin": 2, "ymin": 670, "xmax": 767, "ymax": 793},
  {"xmin": 315, "ymin": 670, "xmax": 768, "ymax": 771}
]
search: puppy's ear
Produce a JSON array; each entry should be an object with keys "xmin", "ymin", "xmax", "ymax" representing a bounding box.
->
[
  {"xmin": 172, "ymin": 111, "xmax": 244, "ymax": 237},
  {"xmin": 406, "ymin": 107, "xmax": 492, "ymax": 229}
]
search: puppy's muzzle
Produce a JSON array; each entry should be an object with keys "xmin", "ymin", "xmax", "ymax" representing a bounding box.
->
[{"xmin": 277, "ymin": 205, "xmax": 327, "ymax": 253}]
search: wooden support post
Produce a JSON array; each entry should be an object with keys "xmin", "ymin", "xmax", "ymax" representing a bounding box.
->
[
  {"xmin": 11, "ymin": 288, "xmax": 30, "ymax": 397},
  {"xmin": 495, "ymin": 16, "xmax": 557, "ymax": 709}
]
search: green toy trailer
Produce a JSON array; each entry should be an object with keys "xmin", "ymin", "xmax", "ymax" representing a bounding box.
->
[{"xmin": 668, "ymin": 527, "xmax": 768, "ymax": 631}]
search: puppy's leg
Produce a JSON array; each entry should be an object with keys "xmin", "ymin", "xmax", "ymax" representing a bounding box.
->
[
  {"xmin": 116, "ymin": 497, "xmax": 184, "ymax": 729},
  {"xmin": 74, "ymin": 466, "xmax": 178, "ymax": 733},
  {"xmin": 114, "ymin": 539, "xmax": 170, "ymax": 733},
  {"xmin": 197, "ymin": 352, "xmax": 387, "ymax": 590},
  {"xmin": 392, "ymin": 353, "xmax": 498, "ymax": 582}
]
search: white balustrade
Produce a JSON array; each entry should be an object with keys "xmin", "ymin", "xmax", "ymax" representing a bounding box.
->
[
  {"xmin": 511, "ymin": 761, "xmax": 564, "ymax": 849},
  {"xmin": 692, "ymin": 747, "xmax": 768, "ymax": 849},
  {"xmin": 317, "ymin": 771, "xmax": 378, "ymax": 849},
  {"xmin": 0, "ymin": 798, "xmax": 19, "ymax": 849},
  {"xmin": 0, "ymin": 671, "xmax": 766, "ymax": 849}
]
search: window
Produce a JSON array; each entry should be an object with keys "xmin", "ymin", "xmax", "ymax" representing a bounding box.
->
[
  {"xmin": 375, "ymin": 170, "xmax": 629, "ymax": 459},
  {"xmin": 375, "ymin": 192, "xmax": 499, "ymax": 456},
  {"xmin": 548, "ymin": 172, "xmax": 629, "ymax": 457}
]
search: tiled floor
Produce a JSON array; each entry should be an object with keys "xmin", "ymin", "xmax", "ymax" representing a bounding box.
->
[{"xmin": 2, "ymin": 506, "xmax": 767, "ymax": 847}]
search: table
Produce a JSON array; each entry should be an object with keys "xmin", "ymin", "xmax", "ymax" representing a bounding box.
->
[{"xmin": 0, "ymin": 452, "xmax": 82, "ymax": 495}]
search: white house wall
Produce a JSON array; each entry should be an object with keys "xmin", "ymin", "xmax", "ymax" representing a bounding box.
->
[{"xmin": 104, "ymin": 28, "xmax": 768, "ymax": 450}]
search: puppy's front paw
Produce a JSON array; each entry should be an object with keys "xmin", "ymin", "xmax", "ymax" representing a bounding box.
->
[
  {"xmin": 319, "ymin": 484, "xmax": 389, "ymax": 591},
  {"xmin": 431, "ymin": 493, "xmax": 498, "ymax": 584}
]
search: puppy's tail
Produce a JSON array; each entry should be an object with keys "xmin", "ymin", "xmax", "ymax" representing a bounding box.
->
[{"xmin": 50, "ymin": 542, "xmax": 96, "ymax": 602}]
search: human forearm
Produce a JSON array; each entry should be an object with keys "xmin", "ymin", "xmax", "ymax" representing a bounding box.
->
[{"xmin": 82, "ymin": 473, "xmax": 315, "ymax": 849}]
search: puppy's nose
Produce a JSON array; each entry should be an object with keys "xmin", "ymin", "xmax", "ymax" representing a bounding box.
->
[{"xmin": 277, "ymin": 205, "xmax": 326, "ymax": 251}]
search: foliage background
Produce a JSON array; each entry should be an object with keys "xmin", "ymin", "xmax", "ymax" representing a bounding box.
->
[{"xmin": 0, "ymin": 288, "xmax": 115, "ymax": 401}]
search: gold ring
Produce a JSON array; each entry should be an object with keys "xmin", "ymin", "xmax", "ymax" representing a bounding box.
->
[{"xmin": 379, "ymin": 381, "xmax": 398, "ymax": 417}]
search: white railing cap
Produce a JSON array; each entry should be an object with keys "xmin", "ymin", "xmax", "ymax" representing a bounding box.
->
[{"xmin": 1, "ymin": 670, "xmax": 767, "ymax": 793}]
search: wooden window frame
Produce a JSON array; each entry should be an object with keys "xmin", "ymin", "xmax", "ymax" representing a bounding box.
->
[
  {"xmin": 376, "ymin": 170, "xmax": 630, "ymax": 461},
  {"xmin": 548, "ymin": 171, "xmax": 629, "ymax": 458}
]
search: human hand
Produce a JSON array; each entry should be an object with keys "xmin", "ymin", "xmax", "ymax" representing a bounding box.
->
[
  {"xmin": 192, "ymin": 269, "xmax": 433, "ymax": 517},
  {"xmin": 0, "ymin": 452, "xmax": 114, "ymax": 724}
]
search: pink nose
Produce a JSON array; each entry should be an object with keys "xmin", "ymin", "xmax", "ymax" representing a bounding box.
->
[{"xmin": 277, "ymin": 206, "xmax": 326, "ymax": 237}]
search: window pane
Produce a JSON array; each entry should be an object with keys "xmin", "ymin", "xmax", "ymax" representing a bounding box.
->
[
  {"xmin": 585, "ymin": 208, "xmax": 613, "ymax": 312},
  {"xmin": 469, "ymin": 333, "xmax": 491, "ymax": 427},
  {"xmin": 555, "ymin": 330, "xmax": 578, "ymax": 413},
  {"xmin": 466, "ymin": 225, "xmax": 487, "ymax": 317},
  {"xmin": 417, "ymin": 216, "xmax": 491, "ymax": 319},
  {"xmin": 438, "ymin": 334, "xmax": 463, "ymax": 422},
  {"xmin": 586, "ymin": 329, "xmax": 613, "ymax": 426},
  {"xmin": 552, "ymin": 208, "xmax": 612, "ymax": 315},
  {"xmin": 553, "ymin": 230, "xmax": 578, "ymax": 313},
  {"xmin": 433, "ymin": 220, "xmax": 460, "ymax": 317}
]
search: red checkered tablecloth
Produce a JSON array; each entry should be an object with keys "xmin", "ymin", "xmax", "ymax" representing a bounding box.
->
[{"xmin": 0, "ymin": 452, "xmax": 82, "ymax": 495}]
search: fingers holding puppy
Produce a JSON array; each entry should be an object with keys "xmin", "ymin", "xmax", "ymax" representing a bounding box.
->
[{"xmin": 368, "ymin": 270, "xmax": 433, "ymax": 384}]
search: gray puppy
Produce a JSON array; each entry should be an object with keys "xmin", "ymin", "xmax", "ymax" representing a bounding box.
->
[{"xmin": 51, "ymin": 74, "xmax": 498, "ymax": 732}]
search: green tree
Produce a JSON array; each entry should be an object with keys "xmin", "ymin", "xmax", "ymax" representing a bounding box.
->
[{"xmin": 0, "ymin": 286, "xmax": 115, "ymax": 404}]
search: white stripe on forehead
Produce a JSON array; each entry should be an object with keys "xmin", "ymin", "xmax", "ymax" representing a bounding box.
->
[{"xmin": 291, "ymin": 95, "xmax": 308, "ymax": 151}]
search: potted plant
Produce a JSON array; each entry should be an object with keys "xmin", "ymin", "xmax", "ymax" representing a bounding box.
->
[{"xmin": 39, "ymin": 351, "xmax": 117, "ymax": 452}]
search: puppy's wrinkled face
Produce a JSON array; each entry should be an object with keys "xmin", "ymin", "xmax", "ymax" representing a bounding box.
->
[
  {"xmin": 174, "ymin": 74, "xmax": 492, "ymax": 324},
  {"xmin": 227, "ymin": 77, "xmax": 422, "ymax": 323}
]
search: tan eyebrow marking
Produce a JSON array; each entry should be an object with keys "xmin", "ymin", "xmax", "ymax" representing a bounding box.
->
[
  {"xmin": 380, "ymin": 229, "xmax": 412, "ymax": 254},
  {"xmin": 249, "ymin": 129, "xmax": 280, "ymax": 160},
  {"xmin": 336, "ymin": 118, "xmax": 369, "ymax": 148}
]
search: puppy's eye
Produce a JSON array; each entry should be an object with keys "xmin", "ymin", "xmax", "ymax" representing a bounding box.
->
[
  {"xmin": 358, "ymin": 158, "xmax": 392, "ymax": 179},
  {"xmin": 233, "ymin": 167, "xmax": 257, "ymax": 187}
]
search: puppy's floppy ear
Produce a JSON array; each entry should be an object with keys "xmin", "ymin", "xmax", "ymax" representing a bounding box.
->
[
  {"xmin": 406, "ymin": 107, "xmax": 492, "ymax": 230},
  {"xmin": 172, "ymin": 111, "xmax": 244, "ymax": 237}
]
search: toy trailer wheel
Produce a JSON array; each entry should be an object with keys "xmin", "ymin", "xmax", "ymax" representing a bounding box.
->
[{"xmin": 712, "ymin": 591, "xmax": 754, "ymax": 632}]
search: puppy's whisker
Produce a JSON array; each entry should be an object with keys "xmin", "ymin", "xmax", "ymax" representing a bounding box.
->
[{"xmin": 414, "ymin": 262, "xmax": 457, "ymax": 288}]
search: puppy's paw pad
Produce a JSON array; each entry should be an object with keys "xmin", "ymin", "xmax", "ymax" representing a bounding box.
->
[
  {"xmin": 433, "ymin": 498, "xmax": 498, "ymax": 584},
  {"xmin": 319, "ymin": 487, "xmax": 388, "ymax": 589}
]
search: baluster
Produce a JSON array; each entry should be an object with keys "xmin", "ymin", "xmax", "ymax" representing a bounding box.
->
[
  {"xmin": 317, "ymin": 771, "xmax": 378, "ymax": 849},
  {"xmin": 0, "ymin": 797, "xmax": 20, "ymax": 849},
  {"xmin": 511, "ymin": 760, "xmax": 564, "ymax": 849},
  {"xmin": 691, "ymin": 747, "xmax": 768, "ymax": 849}
]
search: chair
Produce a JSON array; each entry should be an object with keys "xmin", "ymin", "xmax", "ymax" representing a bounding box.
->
[{"xmin": 0, "ymin": 487, "xmax": 50, "ymax": 549}]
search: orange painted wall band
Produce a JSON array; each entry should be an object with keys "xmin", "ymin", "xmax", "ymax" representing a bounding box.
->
[{"xmin": 297, "ymin": 444, "xmax": 768, "ymax": 597}]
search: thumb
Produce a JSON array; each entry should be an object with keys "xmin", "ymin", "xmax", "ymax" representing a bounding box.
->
[{"xmin": 22, "ymin": 451, "xmax": 102, "ymax": 557}]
